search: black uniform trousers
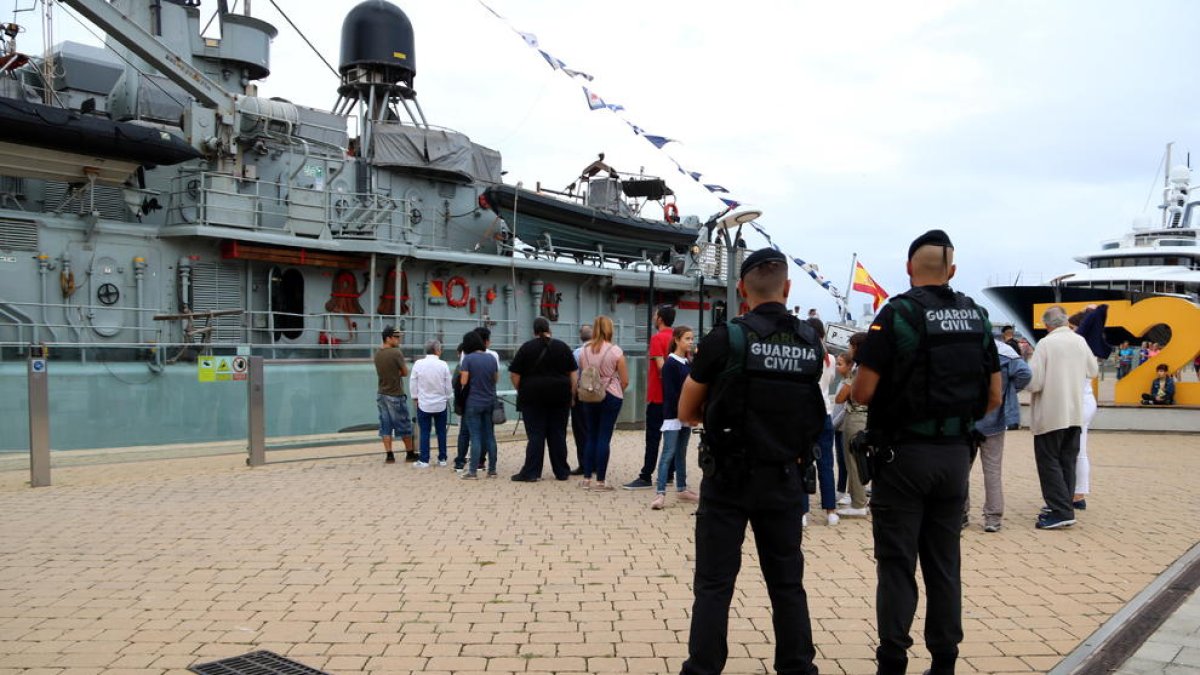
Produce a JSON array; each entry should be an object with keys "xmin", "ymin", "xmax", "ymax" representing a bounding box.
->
[
  {"xmin": 871, "ymin": 439, "xmax": 971, "ymax": 675},
  {"xmin": 1033, "ymin": 426, "xmax": 1080, "ymax": 520},
  {"xmin": 640, "ymin": 402, "xmax": 665, "ymax": 482},
  {"xmin": 570, "ymin": 403, "xmax": 588, "ymax": 469},
  {"xmin": 682, "ymin": 462, "xmax": 818, "ymax": 675},
  {"xmin": 516, "ymin": 403, "xmax": 571, "ymax": 480}
]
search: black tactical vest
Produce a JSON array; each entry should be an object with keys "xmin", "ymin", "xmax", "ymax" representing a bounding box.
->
[
  {"xmin": 704, "ymin": 311, "xmax": 827, "ymax": 464},
  {"xmin": 871, "ymin": 287, "xmax": 990, "ymax": 437}
]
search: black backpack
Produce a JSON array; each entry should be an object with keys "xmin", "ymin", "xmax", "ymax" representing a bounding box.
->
[
  {"xmin": 874, "ymin": 287, "xmax": 991, "ymax": 435},
  {"xmin": 704, "ymin": 313, "xmax": 827, "ymax": 464}
]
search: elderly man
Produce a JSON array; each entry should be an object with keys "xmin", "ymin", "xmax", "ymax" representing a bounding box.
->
[
  {"xmin": 410, "ymin": 339, "xmax": 453, "ymax": 468},
  {"xmin": 1026, "ymin": 305, "xmax": 1099, "ymax": 530}
]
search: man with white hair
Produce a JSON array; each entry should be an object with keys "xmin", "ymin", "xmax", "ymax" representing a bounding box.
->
[
  {"xmin": 1026, "ymin": 305, "xmax": 1099, "ymax": 530},
  {"xmin": 410, "ymin": 339, "xmax": 453, "ymax": 468}
]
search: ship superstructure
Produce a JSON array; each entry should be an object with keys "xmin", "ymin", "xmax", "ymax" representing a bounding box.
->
[{"xmin": 0, "ymin": 0, "xmax": 743, "ymax": 450}]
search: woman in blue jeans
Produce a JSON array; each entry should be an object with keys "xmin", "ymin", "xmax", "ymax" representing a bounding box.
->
[
  {"xmin": 577, "ymin": 315, "xmax": 628, "ymax": 490},
  {"xmin": 458, "ymin": 331, "xmax": 499, "ymax": 478},
  {"xmin": 802, "ymin": 319, "xmax": 839, "ymax": 526}
]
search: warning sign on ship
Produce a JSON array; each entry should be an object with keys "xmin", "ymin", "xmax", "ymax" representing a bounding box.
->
[
  {"xmin": 232, "ymin": 356, "xmax": 249, "ymax": 381},
  {"xmin": 216, "ymin": 357, "xmax": 232, "ymax": 381},
  {"xmin": 198, "ymin": 357, "xmax": 215, "ymax": 383}
]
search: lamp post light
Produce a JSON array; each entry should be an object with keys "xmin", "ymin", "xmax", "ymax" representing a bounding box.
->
[{"xmin": 714, "ymin": 209, "xmax": 763, "ymax": 322}]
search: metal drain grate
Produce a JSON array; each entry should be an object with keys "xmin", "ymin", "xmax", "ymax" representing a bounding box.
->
[{"xmin": 189, "ymin": 650, "xmax": 331, "ymax": 675}]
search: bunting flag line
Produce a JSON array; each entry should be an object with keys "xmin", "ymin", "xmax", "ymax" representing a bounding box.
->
[
  {"xmin": 475, "ymin": 0, "xmax": 850, "ymax": 310},
  {"xmin": 852, "ymin": 260, "xmax": 889, "ymax": 311}
]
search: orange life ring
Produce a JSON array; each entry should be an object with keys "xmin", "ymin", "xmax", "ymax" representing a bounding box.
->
[
  {"xmin": 446, "ymin": 276, "xmax": 470, "ymax": 308},
  {"xmin": 664, "ymin": 202, "xmax": 680, "ymax": 223}
]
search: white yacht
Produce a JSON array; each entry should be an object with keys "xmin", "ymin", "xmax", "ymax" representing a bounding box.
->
[{"xmin": 986, "ymin": 162, "xmax": 1200, "ymax": 340}]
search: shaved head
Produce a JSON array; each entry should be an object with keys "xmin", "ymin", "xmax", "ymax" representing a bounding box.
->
[{"xmin": 907, "ymin": 244, "xmax": 955, "ymax": 285}]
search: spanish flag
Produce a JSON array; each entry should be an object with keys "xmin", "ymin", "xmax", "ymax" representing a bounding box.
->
[{"xmin": 852, "ymin": 261, "xmax": 889, "ymax": 311}]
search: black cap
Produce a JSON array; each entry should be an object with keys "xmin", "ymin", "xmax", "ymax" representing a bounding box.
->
[
  {"xmin": 739, "ymin": 247, "xmax": 788, "ymax": 279},
  {"xmin": 382, "ymin": 325, "xmax": 399, "ymax": 340},
  {"xmin": 907, "ymin": 229, "xmax": 954, "ymax": 260}
]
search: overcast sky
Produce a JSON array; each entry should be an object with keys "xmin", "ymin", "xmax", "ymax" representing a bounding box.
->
[{"xmin": 30, "ymin": 0, "xmax": 1200, "ymax": 324}]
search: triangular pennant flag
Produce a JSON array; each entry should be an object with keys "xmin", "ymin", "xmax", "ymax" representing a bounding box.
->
[
  {"xmin": 519, "ymin": 31, "xmax": 539, "ymax": 48},
  {"xmin": 605, "ymin": 103, "xmax": 625, "ymax": 112},
  {"xmin": 539, "ymin": 50, "xmax": 564, "ymax": 70},
  {"xmin": 720, "ymin": 198, "xmax": 740, "ymax": 209},
  {"xmin": 582, "ymin": 87, "xmax": 606, "ymax": 111},
  {"xmin": 689, "ymin": 172, "xmax": 703, "ymax": 182},
  {"xmin": 562, "ymin": 67, "xmax": 594, "ymax": 81},
  {"xmin": 704, "ymin": 184, "xmax": 729, "ymax": 193},
  {"xmin": 644, "ymin": 134, "xmax": 675, "ymax": 149}
]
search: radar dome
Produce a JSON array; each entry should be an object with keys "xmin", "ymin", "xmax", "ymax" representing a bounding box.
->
[
  {"xmin": 1169, "ymin": 164, "xmax": 1191, "ymax": 185},
  {"xmin": 339, "ymin": 0, "xmax": 415, "ymax": 86}
]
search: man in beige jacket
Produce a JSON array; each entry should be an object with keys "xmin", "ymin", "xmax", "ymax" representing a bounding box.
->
[{"xmin": 1026, "ymin": 306, "xmax": 1099, "ymax": 529}]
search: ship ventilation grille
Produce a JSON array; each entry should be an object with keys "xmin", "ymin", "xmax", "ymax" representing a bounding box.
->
[
  {"xmin": 192, "ymin": 261, "xmax": 245, "ymax": 344},
  {"xmin": 0, "ymin": 217, "xmax": 38, "ymax": 251},
  {"xmin": 43, "ymin": 181, "xmax": 131, "ymax": 222}
]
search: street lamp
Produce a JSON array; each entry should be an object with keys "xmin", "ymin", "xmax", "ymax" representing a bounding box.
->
[{"xmin": 714, "ymin": 209, "xmax": 763, "ymax": 322}]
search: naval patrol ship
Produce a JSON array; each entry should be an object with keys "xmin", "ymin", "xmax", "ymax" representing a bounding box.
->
[{"xmin": 0, "ymin": 0, "xmax": 745, "ymax": 450}]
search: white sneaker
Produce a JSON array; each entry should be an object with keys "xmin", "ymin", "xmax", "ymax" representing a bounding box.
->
[
  {"xmin": 837, "ymin": 507, "xmax": 869, "ymax": 517},
  {"xmin": 801, "ymin": 514, "xmax": 809, "ymax": 528},
  {"xmin": 437, "ymin": 460, "xmax": 447, "ymax": 467},
  {"xmin": 827, "ymin": 513, "xmax": 840, "ymax": 526},
  {"xmin": 836, "ymin": 492, "xmax": 851, "ymax": 506},
  {"xmin": 413, "ymin": 461, "xmax": 430, "ymax": 468}
]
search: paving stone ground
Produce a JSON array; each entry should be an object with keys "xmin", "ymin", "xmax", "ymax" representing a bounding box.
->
[{"xmin": 0, "ymin": 427, "xmax": 1196, "ymax": 674}]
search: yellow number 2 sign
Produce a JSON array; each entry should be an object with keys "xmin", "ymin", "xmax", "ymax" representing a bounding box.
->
[{"xmin": 1031, "ymin": 297, "xmax": 1200, "ymax": 405}]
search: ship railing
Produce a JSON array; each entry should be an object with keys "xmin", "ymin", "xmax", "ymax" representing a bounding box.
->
[
  {"xmin": 696, "ymin": 242, "xmax": 745, "ymax": 283},
  {"xmin": 1, "ymin": 299, "xmax": 646, "ymax": 359},
  {"xmin": 165, "ymin": 171, "xmax": 410, "ymax": 242}
]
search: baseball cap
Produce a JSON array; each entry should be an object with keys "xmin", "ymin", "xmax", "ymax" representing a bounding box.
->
[{"xmin": 382, "ymin": 326, "xmax": 399, "ymax": 340}]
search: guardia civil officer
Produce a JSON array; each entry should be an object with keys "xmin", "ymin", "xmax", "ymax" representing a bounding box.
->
[
  {"xmin": 851, "ymin": 230, "xmax": 1001, "ymax": 675},
  {"xmin": 678, "ymin": 248, "xmax": 826, "ymax": 675}
]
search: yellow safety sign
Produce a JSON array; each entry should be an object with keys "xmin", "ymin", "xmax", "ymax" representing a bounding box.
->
[{"xmin": 198, "ymin": 357, "xmax": 215, "ymax": 382}]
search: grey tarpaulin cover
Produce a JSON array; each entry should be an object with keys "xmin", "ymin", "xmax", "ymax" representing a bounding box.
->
[{"xmin": 371, "ymin": 124, "xmax": 502, "ymax": 183}]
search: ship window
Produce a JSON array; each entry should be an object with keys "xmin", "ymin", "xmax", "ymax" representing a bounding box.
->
[{"xmin": 272, "ymin": 267, "xmax": 305, "ymax": 341}]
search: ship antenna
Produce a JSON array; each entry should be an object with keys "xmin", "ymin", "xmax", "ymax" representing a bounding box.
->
[{"xmin": 265, "ymin": 0, "xmax": 338, "ymax": 79}]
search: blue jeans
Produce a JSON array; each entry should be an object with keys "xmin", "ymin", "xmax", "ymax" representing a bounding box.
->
[
  {"xmin": 655, "ymin": 427, "xmax": 691, "ymax": 493},
  {"xmin": 464, "ymin": 405, "xmax": 497, "ymax": 475},
  {"xmin": 803, "ymin": 415, "xmax": 837, "ymax": 513},
  {"xmin": 580, "ymin": 393, "xmax": 622, "ymax": 481},
  {"xmin": 417, "ymin": 408, "xmax": 448, "ymax": 463}
]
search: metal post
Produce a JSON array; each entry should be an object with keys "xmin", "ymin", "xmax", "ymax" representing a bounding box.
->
[
  {"xmin": 27, "ymin": 353, "xmax": 50, "ymax": 487},
  {"xmin": 724, "ymin": 234, "xmax": 738, "ymax": 322},
  {"xmin": 247, "ymin": 356, "xmax": 266, "ymax": 466}
]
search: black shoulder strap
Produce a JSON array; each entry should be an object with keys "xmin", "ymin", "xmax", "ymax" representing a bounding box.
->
[{"xmin": 720, "ymin": 321, "xmax": 747, "ymax": 380}]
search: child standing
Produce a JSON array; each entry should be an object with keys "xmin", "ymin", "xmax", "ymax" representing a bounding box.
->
[{"xmin": 651, "ymin": 326, "xmax": 698, "ymax": 509}]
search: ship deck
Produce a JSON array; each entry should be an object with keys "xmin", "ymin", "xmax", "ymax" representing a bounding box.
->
[{"xmin": 1, "ymin": 424, "xmax": 1197, "ymax": 674}]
